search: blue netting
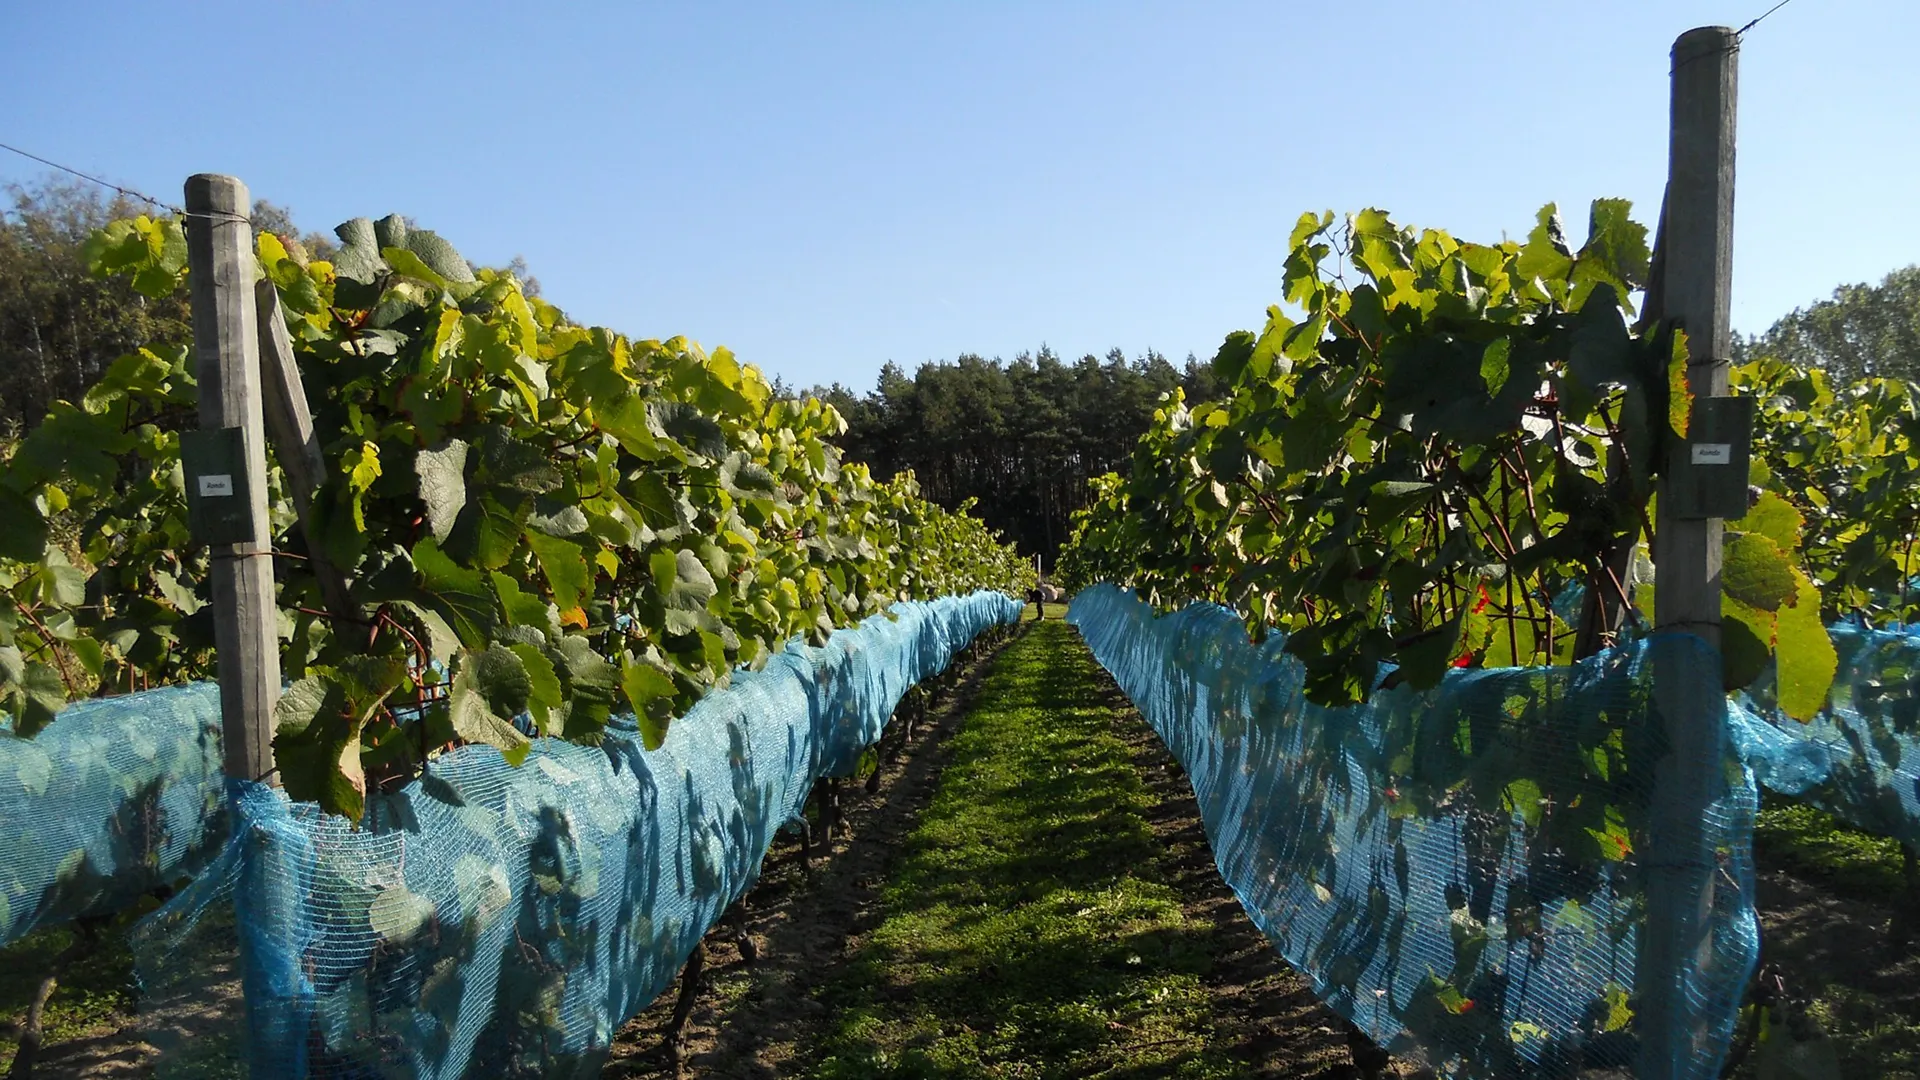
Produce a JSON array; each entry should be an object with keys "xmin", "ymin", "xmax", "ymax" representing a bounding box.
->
[
  {"xmin": 130, "ymin": 591, "xmax": 1020, "ymax": 1079},
  {"xmin": 1067, "ymin": 584, "xmax": 1758, "ymax": 1080},
  {"xmin": 0, "ymin": 683, "xmax": 226, "ymax": 945},
  {"xmin": 1730, "ymin": 622, "xmax": 1920, "ymax": 847}
]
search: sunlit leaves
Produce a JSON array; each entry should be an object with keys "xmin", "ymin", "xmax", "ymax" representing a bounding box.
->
[
  {"xmin": 525, "ymin": 531, "xmax": 590, "ymax": 617},
  {"xmin": 82, "ymin": 216, "xmax": 187, "ymax": 299},
  {"xmin": 5, "ymin": 207, "xmax": 1032, "ymax": 818},
  {"xmin": 620, "ymin": 658, "xmax": 677, "ymax": 750},
  {"xmin": 1774, "ymin": 569, "xmax": 1839, "ymax": 721},
  {"xmin": 1742, "ymin": 491, "xmax": 1804, "ymax": 552},
  {"xmin": 1723, "ymin": 532, "xmax": 1799, "ymax": 612},
  {"xmin": 1735, "ymin": 354, "xmax": 1920, "ymax": 628},
  {"xmin": 1479, "ymin": 339, "xmax": 1511, "ymax": 398},
  {"xmin": 511, "ymin": 643, "xmax": 564, "ymax": 736},
  {"xmin": 1667, "ymin": 330, "xmax": 1693, "ymax": 439},
  {"xmin": 343, "ymin": 440, "xmax": 382, "ymax": 532},
  {"xmin": 1516, "ymin": 204, "xmax": 1573, "ymax": 288},
  {"xmin": 1070, "ymin": 200, "xmax": 1677, "ymax": 698},
  {"xmin": 1721, "ymin": 596, "xmax": 1776, "ymax": 692}
]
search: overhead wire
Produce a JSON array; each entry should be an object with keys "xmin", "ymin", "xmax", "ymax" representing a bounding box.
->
[
  {"xmin": 0, "ymin": 140, "xmax": 249, "ymax": 225},
  {"xmin": 1736, "ymin": 0, "xmax": 1798, "ymax": 38}
]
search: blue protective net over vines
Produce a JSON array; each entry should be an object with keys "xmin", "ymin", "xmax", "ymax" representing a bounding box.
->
[
  {"xmin": 1069, "ymin": 584, "xmax": 1757, "ymax": 1080},
  {"xmin": 126, "ymin": 591, "xmax": 1019, "ymax": 1079}
]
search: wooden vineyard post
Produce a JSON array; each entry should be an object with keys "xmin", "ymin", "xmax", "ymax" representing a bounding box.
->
[
  {"xmin": 1638, "ymin": 27, "xmax": 1739, "ymax": 1078},
  {"xmin": 256, "ymin": 279, "xmax": 358, "ymax": 624},
  {"xmin": 185, "ymin": 174, "xmax": 281, "ymax": 786}
]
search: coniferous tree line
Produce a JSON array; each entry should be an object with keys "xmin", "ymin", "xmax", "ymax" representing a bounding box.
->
[{"xmin": 804, "ymin": 347, "xmax": 1226, "ymax": 567}]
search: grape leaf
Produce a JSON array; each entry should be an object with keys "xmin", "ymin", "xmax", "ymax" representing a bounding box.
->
[
  {"xmin": 1722, "ymin": 532, "xmax": 1798, "ymax": 612},
  {"xmin": 416, "ymin": 439, "xmax": 469, "ymax": 544},
  {"xmin": 1775, "ymin": 569, "xmax": 1839, "ymax": 721}
]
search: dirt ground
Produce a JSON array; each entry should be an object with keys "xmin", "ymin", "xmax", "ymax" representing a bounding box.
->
[{"xmin": 1730, "ymin": 868, "xmax": 1920, "ymax": 1078}]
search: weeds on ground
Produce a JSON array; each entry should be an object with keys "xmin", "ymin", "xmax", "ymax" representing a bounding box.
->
[{"xmin": 807, "ymin": 622, "xmax": 1245, "ymax": 1079}]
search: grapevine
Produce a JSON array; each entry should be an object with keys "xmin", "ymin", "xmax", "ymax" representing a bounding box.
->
[
  {"xmin": 1057, "ymin": 200, "xmax": 1836, "ymax": 713},
  {"xmin": 0, "ymin": 212, "xmax": 1032, "ymax": 817}
]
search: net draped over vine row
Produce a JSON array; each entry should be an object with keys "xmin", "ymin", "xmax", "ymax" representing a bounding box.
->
[
  {"xmin": 1068, "ymin": 584, "xmax": 1758, "ymax": 1080},
  {"xmin": 0, "ymin": 683, "xmax": 226, "ymax": 946},
  {"xmin": 0, "ymin": 591, "xmax": 1012, "ymax": 1078},
  {"xmin": 1729, "ymin": 622, "xmax": 1920, "ymax": 848}
]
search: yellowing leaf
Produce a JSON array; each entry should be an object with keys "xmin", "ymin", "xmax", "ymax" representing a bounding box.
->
[
  {"xmin": 257, "ymin": 230, "xmax": 290, "ymax": 269},
  {"xmin": 1774, "ymin": 568, "xmax": 1838, "ymax": 721},
  {"xmin": 1742, "ymin": 491, "xmax": 1804, "ymax": 553},
  {"xmin": 343, "ymin": 440, "xmax": 382, "ymax": 532},
  {"xmin": 1603, "ymin": 985, "xmax": 1633, "ymax": 1032},
  {"xmin": 1668, "ymin": 328, "xmax": 1692, "ymax": 438}
]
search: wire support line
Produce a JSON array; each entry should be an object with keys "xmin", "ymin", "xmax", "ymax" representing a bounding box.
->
[
  {"xmin": 0, "ymin": 140, "xmax": 251, "ymax": 226},
  {"xmin": 0, "ymin": 139, "xmax": 175, "ymax": 211},
  {"xmin": 1737, "ymin": 0, "xmax": 1798, "ymax": 37},
  {"xmin": 1670, "ymin": 0, "xmax": 1802, "ymax": 74}
]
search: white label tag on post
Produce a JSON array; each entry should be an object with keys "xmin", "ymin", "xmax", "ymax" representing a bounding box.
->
[
  {"xmin": 1690, "ymin": 443, "xmax": 1733, "ymax": 465},
  {"xmin": 198, "ymin": 474, "xmax": 235, "ymax": 497}
]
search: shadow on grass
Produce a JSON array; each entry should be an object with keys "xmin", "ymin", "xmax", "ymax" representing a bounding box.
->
[{"xmin": 803, "ymin": 622, "xmax": 1262, "ymax": 1080}]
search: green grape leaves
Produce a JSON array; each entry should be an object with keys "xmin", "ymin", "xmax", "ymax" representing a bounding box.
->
[
  {"xmin": 1723, "ymin": 532, "xmax": 1798, "ymax": 612},
  {"xmin": 273, "ymin": 675, "xmax": 369, "ymax": 821},
  {"xmin": 1058, "ymin": 197, "xmax": 1843, "ymax": 723},
  {"xmin": 416, "ymin": 440, "xmax": 469, "ymax": 543},
  {"xmin": 448, "ymin": 656, "xmax": 532, "ymax": 767},
  {"xmin": 0, "ymin": 206, "xmax": 1034, "ymax": 819},
  {"xmin": 1742, "ymin": 491, "xmax": 1804, "ymax": 552},
  {"xmin": 1735, "ymin": 355, "xmax": 1920, "ymax": 629},
  {"xmin": 1061, "ymin": 199, "xmax": 1692, "ymax": 701},
  {"xmin": 0, "ymin": 487, "xmax": 50, "ymax": 564},
  {"xmin": 1774, "ymin": 569, "xmax": 1839, "ymax": 721},
  {"xmin": 1053, "ymin": 199, "xmax": 1852, "ymax": 1011},
  {"xmin": 0, "ymin": 646, "xmax": 66, "ymax": 737},
  {"xmin": 620, "ymin": 659, "xmax": 677, "ymax": 750},
  {"xmin": 413, "ymin": 539, "xmax": 499, "ymax": 649},
  {"xmin": 1720, "ymin": 597, "xmax": 1776, "ymax": 692}
]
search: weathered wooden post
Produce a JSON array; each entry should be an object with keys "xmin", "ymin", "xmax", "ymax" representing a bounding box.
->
[
  {"xmin": 256, "ymin": 280, "xmax": 358, "ymax": 624},
  {"xmin": 1639, "ymin": 26, "xmax": 1740, "ymax": 1078},
  {"xmin": 184, "ymin": 174, "xmax": 280, "ymax": 786}
]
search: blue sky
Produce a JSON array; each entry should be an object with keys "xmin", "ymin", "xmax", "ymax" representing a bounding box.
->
[{"xmin": 5, "ymin": 1, "xmax": 1914, "ymax": 392}]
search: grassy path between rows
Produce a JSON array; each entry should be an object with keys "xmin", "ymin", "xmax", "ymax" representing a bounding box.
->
[{"xmin": 801, "ymin": 619, "xmax": 1262, "ymax": 1079}]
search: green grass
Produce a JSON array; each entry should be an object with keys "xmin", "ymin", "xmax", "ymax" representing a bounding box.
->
[
  {"xmin": 1752, "ymin": 794, "xmax": 1915, "ymax": 904},
  {"xmin": 1814, "ymin": 983, "xmax": 1920, "ymax": 1080},
  {"xmin": 1740, "ymin": 795, "xmax": 1920, "ymax": 1080},
  {"xmin": 0, "ymin": 917, "xmax": 141, "ymax": 1072},
  {"xmin": 1021, "ymin": 600, "xmax": 1066, "ymax": 623},
  {"xmin": 805, "ymin": 621, "xmax": 1247, "ymax": 1080}
]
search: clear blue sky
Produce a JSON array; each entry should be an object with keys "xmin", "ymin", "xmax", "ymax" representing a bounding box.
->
[{"xmin": 5, "ymin": 1, "xmax": 1914, "ymax": 392}]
